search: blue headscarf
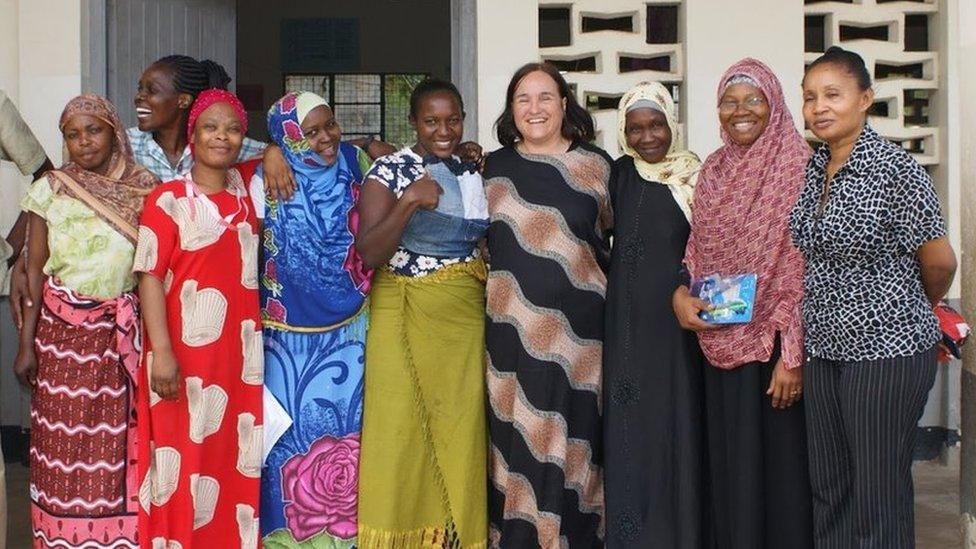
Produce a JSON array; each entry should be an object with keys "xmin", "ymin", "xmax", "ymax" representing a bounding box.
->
[{"xmin": 259, "ymin": 92, "xmax": 371, "ymax": 330}]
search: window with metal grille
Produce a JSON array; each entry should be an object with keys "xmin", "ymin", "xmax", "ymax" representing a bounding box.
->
[{"xmin": 283, "ymin": 73, "xmax": 429, "ymax": 147}]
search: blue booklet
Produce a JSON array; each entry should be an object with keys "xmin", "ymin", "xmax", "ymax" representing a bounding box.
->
[{"xmin": 690, "ymin": 273, "xmax": 758, "ymax": 324}]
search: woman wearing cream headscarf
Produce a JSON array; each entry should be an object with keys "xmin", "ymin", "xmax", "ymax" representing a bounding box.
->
[{"xmin": 603, "ymin": 82, "xmax": 709, "ymax": 548}]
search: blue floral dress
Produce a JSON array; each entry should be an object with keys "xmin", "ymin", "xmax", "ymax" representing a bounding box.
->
[{"xmin": 256, "ymin": 92, "xmax": 373, "ymax": 547}]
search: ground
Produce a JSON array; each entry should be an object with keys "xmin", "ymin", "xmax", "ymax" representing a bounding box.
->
[{"xmin": 1, "ymin": 459, "xmax": 964, "ymax": 547}]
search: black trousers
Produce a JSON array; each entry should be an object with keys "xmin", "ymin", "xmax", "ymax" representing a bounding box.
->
[
  {"xmin": 704, "ymin": 338, "xmax": 814, "ymax": 549},
  {"xmin": 805, "ymin": 348, "xmax": 937, "ymax": 549}
]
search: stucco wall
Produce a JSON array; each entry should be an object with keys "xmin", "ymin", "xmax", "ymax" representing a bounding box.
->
[
  {"xmin": 684, "ymin": 0, "xmax": 804, "ymax": 159},
  {"xmin": 0, "ymin": 0, "xmax": 82, "ymax": 244},
  {"xmin": 474, "ymin": 0, "xmax": 538, "ymax": 152},
  {"xmin": 957, "ymin": 0, "xmax": 976, "ymax": 541}
]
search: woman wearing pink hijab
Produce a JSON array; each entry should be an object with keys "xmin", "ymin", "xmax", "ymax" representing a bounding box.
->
[{"xmin": 672, "ymin": 58, "xmax": 814, "ymax": 548}]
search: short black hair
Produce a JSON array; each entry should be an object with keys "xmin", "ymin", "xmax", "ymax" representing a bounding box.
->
[
  {"xmin": 804, "ymin": 46, "xmax": 872, "ymax": 91},
  {"xmin": 494, "ymin": 62, "xmax": 594, "ymax": 148},
  {"xmin": 153, "ymin": 55, "xmax": 232, "ymax": 98},
  {"xmin": 409, "ymin": 78, "xmax": 464, "ymax": 119}
]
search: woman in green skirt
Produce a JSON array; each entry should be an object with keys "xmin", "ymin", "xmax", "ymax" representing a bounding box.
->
[{"xmin": 354, "ymin": 78, "xmax": 489, "ymax": 548}]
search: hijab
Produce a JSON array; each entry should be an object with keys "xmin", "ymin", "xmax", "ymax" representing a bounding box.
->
[
  {"xmin": 684, "ymin": 58, "xmax": 811, "ymax": 370},
  {"xmin": 261, "ymin": 92, "xmax": 371, "ymax": 328},
  {"xmin": 617, "ymin": 81, "xmax": 701, "ymax": 221},
  {"xmin": 50, "ymin": 95, "xmax": 158, "ymax": 243}
]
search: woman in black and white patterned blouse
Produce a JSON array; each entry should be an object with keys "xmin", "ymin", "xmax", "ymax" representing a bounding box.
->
[{"xmin": 790, "ymin": 46, "xmax": 956, "ymax": 549}]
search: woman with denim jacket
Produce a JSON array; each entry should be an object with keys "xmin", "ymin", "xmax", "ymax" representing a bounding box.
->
[{"xmin": 354, "ymin": 78, "xmax": 489, "ymax": 548}]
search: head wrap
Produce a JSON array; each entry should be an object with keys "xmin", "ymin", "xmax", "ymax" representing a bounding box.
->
[
  {"xmin": 50, "ymin": 95, "xmax": 158, "ymax": 243},
  {"xmin": 295, "ymin": 92, "xmax": 328, "ymax": 125},
  {"xmin": 683, "ymin": 58, "xmax": 811, "ymax": 371},
  {"xmin": 626, "ymin": 99, "xmax": 663, "ymax": 114},
  {"xmin": 724, "ymin": 74, "xmax": 760, "ymax": 90},
  {"xmin": 617, "ymin": 81, "xmax": 701, "ymax": 221},
  {"xmin": 263, "ymin": 91, "xmax": 373, "ymax": 309},
  {"xmin": 186, "ymin": 88, "xmax": 248, "ymax": 152}
]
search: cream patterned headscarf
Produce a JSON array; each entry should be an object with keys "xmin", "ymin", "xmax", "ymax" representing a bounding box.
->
[{"xmin": 617, "ymin": 81, "xmax": 701, "ymax": 221}]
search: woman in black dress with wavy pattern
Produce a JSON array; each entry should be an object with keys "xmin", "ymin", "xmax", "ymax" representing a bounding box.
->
[{"xmin": 484, "ymin": 63, "xmax": 613, "ymax": 548}]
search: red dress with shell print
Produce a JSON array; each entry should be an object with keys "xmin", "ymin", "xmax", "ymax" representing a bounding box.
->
[{"xmin": 132, "ymin": 168, "xmax": 262, "ymax": 549}]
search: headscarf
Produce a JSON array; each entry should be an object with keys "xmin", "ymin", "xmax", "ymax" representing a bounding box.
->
[
  {"xmin": 684, "ymin": 58, "xmax": 811, "ymax": 370},
  {"xmin": 260, "ymin": 92, "xmax": 371, "ymax": 330},
  {"xmin": 49, "ymin": 95, "xmax": 158, "ymax": 244},
  {"xmin": 186, "ymin": 88, "xmax": 248, "ymax": 156},
  {"xmin": 617, "ymin": 81, "xmax": 700, "ymax": 221}
]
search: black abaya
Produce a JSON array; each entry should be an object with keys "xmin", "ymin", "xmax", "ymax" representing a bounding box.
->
[{"xmin": 602, "ymin": 157, "xmax": 709, "ymax": 548}]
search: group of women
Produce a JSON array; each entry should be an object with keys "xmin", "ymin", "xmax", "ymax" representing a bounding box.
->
[{"xmin": 9, "ymin": 44, "xmax": 955, "ymax": 549}]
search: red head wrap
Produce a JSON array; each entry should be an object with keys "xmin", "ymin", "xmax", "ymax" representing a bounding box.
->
[{"xmin": 186, "ymin": 88, "xmax": 248, "ymax": 156}]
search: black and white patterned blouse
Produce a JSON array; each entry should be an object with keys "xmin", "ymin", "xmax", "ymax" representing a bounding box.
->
[{"xmin": 789, "ymin": 125, "xmax": 946, "ymax": 361}]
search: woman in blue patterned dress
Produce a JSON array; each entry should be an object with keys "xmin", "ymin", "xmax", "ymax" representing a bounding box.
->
[{"xmin": 251, "ymin": 91, "xmax": 374, "ymax": 547}]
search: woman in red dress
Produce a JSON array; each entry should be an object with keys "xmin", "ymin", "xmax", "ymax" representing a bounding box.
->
[{"xmin": 133, "ymin": 89, "xmax": 262, "ymax": 548}]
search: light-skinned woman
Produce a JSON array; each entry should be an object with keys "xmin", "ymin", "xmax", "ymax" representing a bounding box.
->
[{"xmin": 485, "ymin": 62, "xmax": 614, "ymax": 547}]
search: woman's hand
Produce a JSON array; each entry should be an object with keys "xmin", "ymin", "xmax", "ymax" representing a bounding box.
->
[
  {"xmin": 767, "ymin": 358, "xmax": 802, "ymax": 409},
  {"xmin": 9, "ymin": 253, "xmax": 31, "ymax": 330},
  {"xmin": 672, "ymin": 286, "xmax": 719, "ymax": 332},
  {"xmin": 457, "ymin": 141, "xmax": 485, "ymax": 171},
  {"xmin": 262, "ymin": 145, "xmax": 296, "ymax": 201},
  {"xmin": 13, "ymin": 345, "xmax": 37, "ymax": 387},
  {"xmin": 403, "ymin": 173, "xmax": 442, "ymax": 211},
  {"xmin": 150, "ymin": 347, "xmax": 181, "ymax": 401}
]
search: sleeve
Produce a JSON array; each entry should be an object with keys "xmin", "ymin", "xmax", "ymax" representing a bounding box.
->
[
  {"xmin": 605, "ymin": 156, "xmax": 618, "ymax": 234},
  {"xmin": 891, "ymin": 156, "xmax": 947, "ymax": 254},
  {"xmin": 132, "ymin": 187, "xmax": 179, "ymax": 280},
  {"xmin": 249, "ymin": 173, "xmax": 266, "ymax": 220},
  {"xmin": 356, "ymin": 146, "xmax": 374, "ymax": 176},
  {"xmin": 20, "ymin": 177, "xmax": 54, "ymax": 219},
  {"xmin": 364, "ymin": 156, "xmax": 400, "ymax": 194},
  {"xmin": 0, "ymin": 94, "xmax": 47, "ymax": 175},
  {"xmin": 779, "ymin": 303, "xmax": 805, "ymax": 370},
  {"xmin": 237, "ymin": 137, "xmax": 268, "ymax": 162}
]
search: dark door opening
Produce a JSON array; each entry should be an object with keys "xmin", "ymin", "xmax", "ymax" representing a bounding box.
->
[{"xmin": 236, "ymin": 0, "xmax": 452, "ymax": 145}]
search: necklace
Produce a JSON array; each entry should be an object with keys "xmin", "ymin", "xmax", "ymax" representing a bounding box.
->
[{"xmin": 183, "ymin": 171, "xmax": 248, "ymax": 229}]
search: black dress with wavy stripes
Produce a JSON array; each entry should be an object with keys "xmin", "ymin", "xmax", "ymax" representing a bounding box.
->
[{"xmin": 484, "ymin": 141, "xmax": 614, "ymax": 548}]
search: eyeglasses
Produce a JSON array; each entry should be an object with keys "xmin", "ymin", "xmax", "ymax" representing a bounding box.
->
[{"xmin": 718, "ymin": 96, "xmax": 767, "ymax": 113}]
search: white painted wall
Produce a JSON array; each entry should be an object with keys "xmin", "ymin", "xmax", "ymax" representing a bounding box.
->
[
  {"xmin": 0, "ymin": 0, "xmax": 27, "ymax": 243},
  {"xmin": 958, "ymin": 0, "xmax": 976, "ymax": 542},
  {"xmin": 683, "ymin": 0, "xmax": 805, "ymax": 159},
  {"xmin": 475, "ymin": 0, "xmax": 538, "ymax": 151},
  {"xmin": 0, "ymin": 0, "xmax": 83, "ymax": 240},
  {"xmin": 934, "ymin": 1, "xmax": 961, "ymax": 300}
]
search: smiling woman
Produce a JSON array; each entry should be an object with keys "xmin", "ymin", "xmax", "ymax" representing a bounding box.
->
[
  {"xmin": 253, "ymin": 91, "xmax": 373, "ymax": 547},
  {"xmin": 128, "ymin": 55, "xmax": 267, "ymax": 182},
  {"xmin": 602, "ymin": 81, "xmax": 707, "ymax": 548},
  {"xmin": 133, "ymin": 89, "xmax": 264, "ymax": 548},
  {"xmin": 484, "ymin": 62, "xmax": 613, "ymax": 548},
  {"xmin": 354, "ymin": 78, "xmax": 490, "ymax": 548},
  {"xmin": 676, "ymin": 58, "xmax": 813, "ymax": 549}
]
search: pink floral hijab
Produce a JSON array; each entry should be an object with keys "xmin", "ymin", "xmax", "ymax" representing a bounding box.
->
[{"xmin": 684, "ymin": 58, "xmax": 811, "ymax": 370}]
